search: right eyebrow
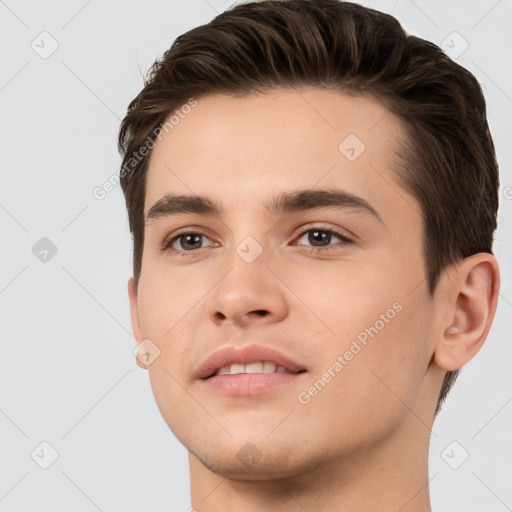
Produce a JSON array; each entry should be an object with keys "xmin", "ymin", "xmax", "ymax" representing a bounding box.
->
[{"xmin": 146, "ymin": 194, "xmax": 222, "ymax": 224}]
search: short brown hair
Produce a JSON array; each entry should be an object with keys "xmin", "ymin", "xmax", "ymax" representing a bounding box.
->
[{"xmin": 118, "ymin": 0, "xmax": 499, "ymax": 416}]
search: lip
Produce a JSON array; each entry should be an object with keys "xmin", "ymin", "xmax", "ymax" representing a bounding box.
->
[
  {"xmin": 202, "ymin": 372, "xmax": 307, "ymax": 395},
  {"xmin": 196, "ymin": 344, "xmax": 307, "ymax": 380}
]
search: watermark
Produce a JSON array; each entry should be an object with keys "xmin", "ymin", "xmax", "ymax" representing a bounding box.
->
[
  {"xmin": 31, "ymin": 441, "xmax": 59, "ymax": 469},
  {"xmin": 236, "ymin": 236, "xmax": 263, "ymax": 263},
  {"xmin": 503, "ymin": 186, "xmax": 512, "ymax": 200},
  {"xmin": 31, "ymin": 31, "xmax": 59, "ymax": 59},
  {"xmin": 440, "ymin": 441, "xmax": 469, "ymax": 469},
  {"xmin": 133, "ymin": 338, "xmax": 161, "ymax": 366},
  {"xmin": 32, "ymin": 236, "xmax": 58, "ymax": 263},
  {"xmin": 297, "ymin": 301, "xmax": 402, "ymax": 405},
  {"xmin": 92, "ymin": 97, "xmax": 198, "ymax": 200},
  {"xmin": 440, "ymin": 31, "xmax": 469, "ymax": 60},
  {"xmin": 237, "ymin": 441, "xmax": 263, "ymax": 467},
  {"xmin": 338, "ymin": 133, "xmax": 366, "ymax": 161}
]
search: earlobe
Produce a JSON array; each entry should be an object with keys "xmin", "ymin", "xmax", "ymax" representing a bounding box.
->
[
  {"xmin": 433, "ymin": 254, "xmax": 500, "ymax": 372},
  {"xmin": 127, "ymin": 276, "xmax": 148, "ymax": 370}
]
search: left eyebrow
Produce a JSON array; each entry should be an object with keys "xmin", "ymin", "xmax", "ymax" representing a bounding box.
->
[
  {"xmin": 145, "ymin": 188, "xmax": 384, "ymax": 225},
  {"xmin": 266, "ymin": 188, "xmax": 384, "ymax": 224}
]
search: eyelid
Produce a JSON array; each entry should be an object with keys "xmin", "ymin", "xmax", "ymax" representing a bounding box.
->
[
  {"xmin": 291, "ymin": 223, "xmax": 354, "ymax": 243},
  {"xmin": 160, "ymin": 226, "xmax": 217, "ymax": 252},
  {"xmin": 162, "ymin": 222, "xmax": 354, "ymax": 254}
]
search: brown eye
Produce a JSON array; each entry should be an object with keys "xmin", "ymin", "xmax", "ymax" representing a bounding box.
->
[
  {"xmin": 306, "ymin": 230, "xmax": 332, "ymax": 246},
  {"xmin": 163, "ymin": 231, "xmax": 216, "ymax": 254},
  {"xmin": 295, "ymin": 227, "xmax": 353, "ymax": 249},
  {"xmin": 175, "ymin": 233, "xmax": 203, "ymax": 251}
]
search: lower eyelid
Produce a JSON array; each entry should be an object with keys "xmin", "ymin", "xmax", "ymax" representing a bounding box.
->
[
  {"xmin": 294, "ymin": 228, "xmax": 353, "ymax": 245},
  {"xmin": 168, "ymin": 233, "xmax": 216, "ymax": 251},
  {"xmin": 163, "ymin": 227, "xmax": 353, "ymax": 253}
]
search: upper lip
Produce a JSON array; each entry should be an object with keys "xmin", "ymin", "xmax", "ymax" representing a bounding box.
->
[{"xmin": 196, "ymin": 344, "xmax": 307, "ymax": 379}]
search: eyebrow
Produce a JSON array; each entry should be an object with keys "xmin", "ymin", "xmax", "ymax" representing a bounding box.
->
[{"xmin": 146, "ymin": 188, "xmax": 383, "ymax": 225}]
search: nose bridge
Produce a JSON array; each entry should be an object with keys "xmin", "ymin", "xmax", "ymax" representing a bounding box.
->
[
  {"xmin": 207, "ymin": 226, "xmax": 288, "ymax": 325},
  {"xmin": 218, "ymin": 231, "xmax": 271, "ymax": 301},
  {"xmin": 222, "ymin": 209, "xmax": 271, "ymax": 275}
]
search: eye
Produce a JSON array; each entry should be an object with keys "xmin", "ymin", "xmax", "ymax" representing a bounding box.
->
[
  {"xmin": 162, "ymin": 231, "xmax": 217, "ymax": 255},
  {"xmin": 161, "ymin": 224, "xmax": 354, "ymax": 256},
  {"xmin": 293, "ymin": 225, "xmax": 354, "ymax": 250}
]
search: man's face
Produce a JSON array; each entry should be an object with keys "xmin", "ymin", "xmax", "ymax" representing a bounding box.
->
[{"xmin": 129, "ymin": 88, "xmax": 441, "ymax": 478}]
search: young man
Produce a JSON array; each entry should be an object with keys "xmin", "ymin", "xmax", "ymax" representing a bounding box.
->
[{"xmin": 118, "ymin": 1, "xmax": 500, "ymax": 510}]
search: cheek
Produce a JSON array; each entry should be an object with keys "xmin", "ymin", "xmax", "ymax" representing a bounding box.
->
[
  {"xmin": 293, "ymin": 302, "xmax": 431, "ymax": 450},
  {"xmin": 291, "ymin": 256, "xmax": 431, "ymax": 398},
  {"xmin": 282, "ymin": 254, "xmax": 398, "ymax": 338},
  {"xmin": 135, "ymin": 276, "xmax": 198, "ymax": 407},
  {"xmin": 136, "ymin": 269, "xmax": 201, "ymax": 339}
]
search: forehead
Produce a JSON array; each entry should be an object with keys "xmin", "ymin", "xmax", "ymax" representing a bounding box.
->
[{"xmin": 144, "ymin": 88, "xmax": 417, "ymax": 226}]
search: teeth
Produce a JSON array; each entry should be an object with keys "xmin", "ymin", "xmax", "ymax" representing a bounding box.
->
[
  {"xmin": 214, "ymin": 361, "xmax": 293, "ymax": 376},
  {"xmin": 245, "ymin": 362, "xmax": 263, "ymax": 373},
  {"xmin": 230, "ymin": 363, "xmax": 245, "ymax": 375},
  {"xmin": 262, "ymin": 362, "xmax": 276, "ymax": 373}
]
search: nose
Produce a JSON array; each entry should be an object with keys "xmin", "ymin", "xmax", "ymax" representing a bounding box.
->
[{"xmin": 206, "ymin": 243, "xmax": 289, "ymax": 329}]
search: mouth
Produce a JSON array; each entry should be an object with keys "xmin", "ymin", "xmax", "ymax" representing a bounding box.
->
[
  {"xmin": 197, "ymin": 345, "xmax": 308, "ymax": 395},
  {"xmin": 207, "ymin": 361, "xmax": 307, "ymax": 378}
]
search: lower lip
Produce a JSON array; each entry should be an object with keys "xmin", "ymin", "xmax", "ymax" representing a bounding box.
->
[{"xmin": 201, "ymin": 372, "xmax": 306, "ymax": 395}]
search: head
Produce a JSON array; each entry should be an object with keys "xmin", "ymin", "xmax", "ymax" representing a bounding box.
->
[{"xmin": 119, "ymin": 0, "xmax": 499, "ymax": 478}]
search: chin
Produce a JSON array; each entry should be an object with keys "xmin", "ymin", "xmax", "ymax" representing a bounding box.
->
[
  {"xmin": 192, "ymin": 449, "xmax": 298, "ymax": 480},
  {"xmin": 188, "ymin": 435, "xmax": 324, "ymax": 482}
]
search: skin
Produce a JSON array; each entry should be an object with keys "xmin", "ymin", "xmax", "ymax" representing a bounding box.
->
[{"xmin": 127, "ymin": 88, "xmax": 500, "ymax": 512}]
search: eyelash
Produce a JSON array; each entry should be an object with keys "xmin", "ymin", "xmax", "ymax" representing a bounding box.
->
[{"xmin": 161, "ymin": 224, "xmax": 354, "ymax": 257}]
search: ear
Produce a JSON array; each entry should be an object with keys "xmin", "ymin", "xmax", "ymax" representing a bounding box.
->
[
  {"xmin": 128, "ymin": 276, "xmax": 147, "ymax": 370},
  {"xmin": 433, "ymin": 253, "xmax": 500, "ymax": 371}
]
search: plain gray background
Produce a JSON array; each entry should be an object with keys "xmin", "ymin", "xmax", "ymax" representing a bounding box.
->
[{"xmin": 1, "ymin": 0, "xmax": 511, "ymax": 510}]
